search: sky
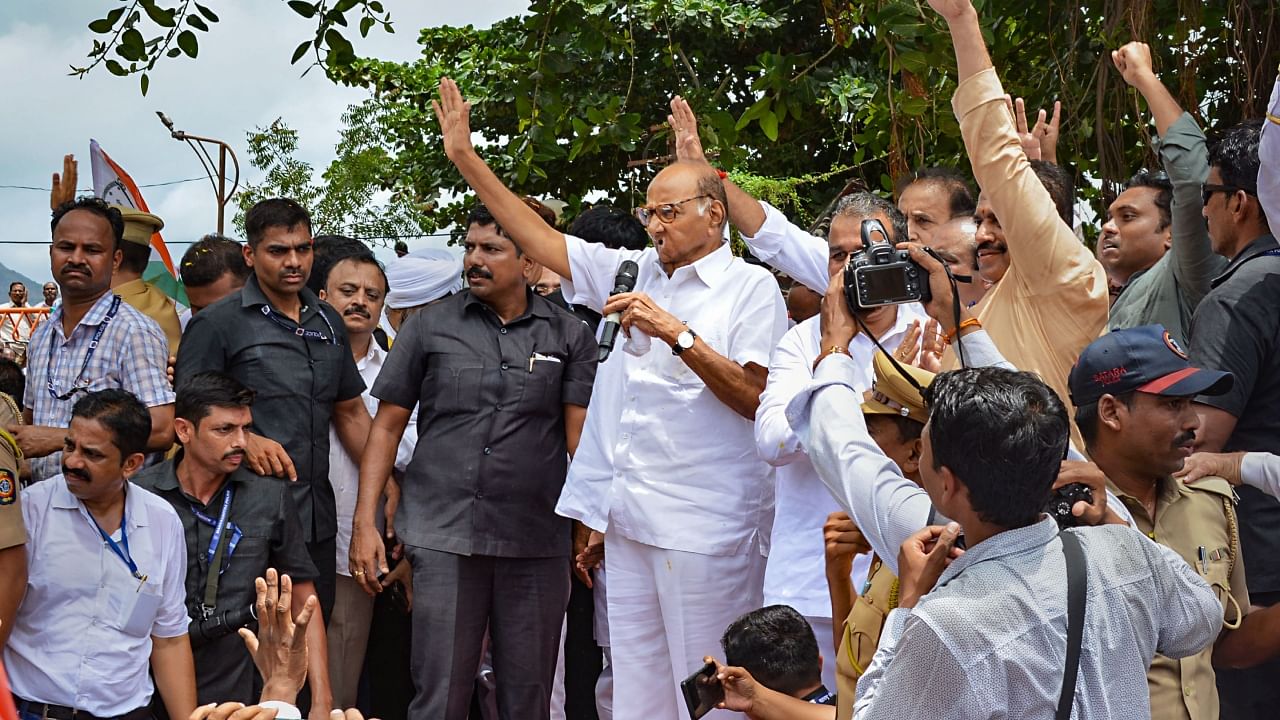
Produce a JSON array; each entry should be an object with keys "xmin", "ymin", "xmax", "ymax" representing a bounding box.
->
[{"xmin": 0, "ymin": 0, "xmax": 526, "ymax": 284}]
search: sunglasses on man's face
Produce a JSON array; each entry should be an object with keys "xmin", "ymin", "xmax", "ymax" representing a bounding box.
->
[
  {"xmin": 1202, "ymin": 183, "xmax": 1251, "ymax": 207},
  {"xmin": 633, "ymin": 195, "xmax": 710, "ymax": 226}
]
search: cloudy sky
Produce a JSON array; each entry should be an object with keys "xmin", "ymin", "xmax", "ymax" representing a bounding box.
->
[{"xmin": 0, "ymin": 0, "xmax": 526, "ymax": 283}]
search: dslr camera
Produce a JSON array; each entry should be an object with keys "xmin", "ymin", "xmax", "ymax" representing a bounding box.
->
[
  {"xmin": 843, "ymin": 219, "xmax": 931, "ymax": 310},
  {"xmin": 1046, "ymin": 482, "xmax": 1094, "ymax": 529},
  {"xmin": 189, "ymin": 604, "xmax": 258, "ymax": 649}
]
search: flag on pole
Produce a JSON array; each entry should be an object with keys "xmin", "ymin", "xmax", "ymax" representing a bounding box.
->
[{"xmin": 89, "ymin": 139, "xmax": 188, "ymax": 306}]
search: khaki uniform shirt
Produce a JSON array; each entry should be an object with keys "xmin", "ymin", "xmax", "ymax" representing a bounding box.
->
[
  {"xmin": 0, "ymin": 391, "xmax": 24, "ymax": 550},
  {"xmin": 115, "ymin": 278, "xmax": 182, "ymax": 353},
  {"xmin": 1113, "ymin": 476, "xmax": 1247, "ymax": 720}
]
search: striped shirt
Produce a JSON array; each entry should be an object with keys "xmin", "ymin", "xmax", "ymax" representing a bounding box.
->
[{"xmin": 24, "ymin": 291, "xmax": 173, "ymax": 483}]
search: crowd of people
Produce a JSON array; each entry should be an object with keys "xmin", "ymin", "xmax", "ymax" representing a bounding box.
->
[{"xmin": 3, "ymin": 0, "xmax": 1280, "ymax": 718}]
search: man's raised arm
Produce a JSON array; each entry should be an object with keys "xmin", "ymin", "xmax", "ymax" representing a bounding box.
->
[{"xmin": 434, "ymin": 78, "xmax": 572, "ymax": 279}]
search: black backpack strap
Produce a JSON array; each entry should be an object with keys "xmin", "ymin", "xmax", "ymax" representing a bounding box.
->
[
  {"xmin": 1056, "ymin": 530, "xmax": 1088, "ymax": 720},
  {"xmin": 926, "ymin": 506, "xmax": 937, "ymax": 526}
]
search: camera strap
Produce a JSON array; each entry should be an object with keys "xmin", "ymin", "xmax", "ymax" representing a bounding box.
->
[{"xmin": 1056, "ymin": 529, "xmax": 1088, "ymax": 720}]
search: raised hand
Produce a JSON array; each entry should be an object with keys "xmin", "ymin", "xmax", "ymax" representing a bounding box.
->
[
  {"xmin": 1004, "ymin": 95, "xmax": 1041, "ymax": 161},
  {"xmin": 51, "ymin": 154, "xmax": 78, "ymax": 210},
  {"xmin": 432, "ymin": 77, "xmax": 476, "ymax": 161},
  {"xmin": 239, "ymin": 569, "xmax": 317, "ymax": 706},
  {"xmin": 823, "ymin": 511, "xmax": 871, "ymax": 580},
  {"xmin": 668, "ymin": 96, "xmax": 709, "ymax": 165},
  {"xmin": 925, "ymin": 0, "xmax": 976, "ymax": 23},
  {"xmin": 1111, "ymin": 42, "xmax": 1156, "ymax": 88},
  {"xmin": 1032, "ymin": 100, "xmax": 1062, "ymax": 164}
]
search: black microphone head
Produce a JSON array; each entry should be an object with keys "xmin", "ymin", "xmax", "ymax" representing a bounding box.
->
[{"xmin": 612, "ymin": 260, "xmax": 640, "ymax": 294}]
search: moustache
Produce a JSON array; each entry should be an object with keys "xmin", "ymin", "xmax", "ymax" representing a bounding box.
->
[
  {"xmin": 1173, "ymin": 431, "xmax": 1197, "ymax": 448},
  {"xmin": 62, "ymin": 465, "xmax": 90, "ymax": 483},
  {"xmin": 60, "ymin": 263, "xmax": 92, "ymax": 276},
  {"xmin": 343, "ymin": 305, "xmax": 371, "ymax": 319},
  {"xmin": 222, "ymin": 449, "xmax": 246, "ymax": 461},
  {"xmin": 466, "ymin": 268, "xmax": 493, "ymax": 280}
]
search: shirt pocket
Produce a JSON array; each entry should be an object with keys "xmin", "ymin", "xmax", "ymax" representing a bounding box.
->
[
  {"xmin": 308, "ymin": 343, "xmax": 346, "ymax": 404},
  {"xmin": 520, "ymin": 354, "xmax": 566, "ymax": 416},
  {"xmin": 235, "ymin": 345, "xmax": 283, "ymax": 393},
  {"xmin": 656, "ymin": 327, "xmax": 725, "ymax": 387},
  {"xmin": 422, "ymin": 358, "xmax": 484, "ymax": 415}
]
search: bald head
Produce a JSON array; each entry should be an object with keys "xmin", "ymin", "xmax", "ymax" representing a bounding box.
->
[{"xmin": 650, "ymin": 161, "xmax": 728, "ymax": 232}]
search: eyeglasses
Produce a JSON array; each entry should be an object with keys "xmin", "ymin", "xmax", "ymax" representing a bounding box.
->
[
  {"xmin": 633, "ymin": 195, "xmax": 711, "ymax": 226},
  {"xmin": 1202, "ymin": 183, "xmax": 1251, "ymax": 206}
]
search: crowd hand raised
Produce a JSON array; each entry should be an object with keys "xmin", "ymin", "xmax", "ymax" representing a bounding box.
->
[
  {"xmin": 1111, "ymin": 41, "xmax": 1156, "ymax": 88},
  {"xmin": 823, "ymin": 511, "xmax": 871, "ymax": 579},
  {"xmin": 245, "ymin": 433, "xmax": 297, "ymax": 481},
  {"xmin": 1031, "ymin": 100, "xmax": 1062, "ymax": 164},
  {"xmin": 897, "ymin": 523, "xmax": 964, "ymax": 609},
  {"xmin": 51, "ymin": 154, "xmax": 78, "ymax": 210},
  {"xmin": 1174, "ymin": 452, "xmax": 1246, "ymax": 487},
  {"xmin": 432, "ymin": 77, "xmax": 476, "ymax": 161},
  {"xmin": 1055, "ymin": 460, "xmax": 1122, "ymax": 526},
  {"xmin": 668, "ymin": 96, "xmax": 710, "ymax": 165},
  {"xmin": 900, "ymin": 242, "xmax": 963, "ymax": 335},
  {"xmin": 240, "ymin": 569, "xmax": 316, "ymax": 707},
  {"xmin": 925, "ymin": 0, "xmax": 976, "ymax": 22},
  {"xmin": 1004, "ymin": 95, "xmax": 1042, "ymax": 161},
  {"xmin": 892, "ymin": 319, "xmax": 944, "ymax": 373},
  {"xmin": 167, "ymin": 355, "xmax": 177, "ymax": 389},
  {"xmin": 350, "ymin": 520, "xmax": 389, "ymax": 597},
  {"xmin": 601, "ymin": 292, "xmax": 685, "ymax": 345}
]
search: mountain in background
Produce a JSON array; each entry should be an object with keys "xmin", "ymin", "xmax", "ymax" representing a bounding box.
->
[{"xmin": 0, "ymin": 260, "xmax": 43, "ymax": 299}]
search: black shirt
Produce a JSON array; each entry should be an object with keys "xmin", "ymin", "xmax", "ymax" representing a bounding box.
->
[
  {"xmin": 373, "ymin": 289, "xmax": 597, "ymax": 557},
  {"xmin": 133, "ymin": 453, "xmax": 317, "ymax": 706},
  {"xmin": 175, "ymin": 276, "xmax": 365, "ymax": 543},
  {"xmin": 1189, "ymin": 233, "xmax": 1280, "ymax": 594}
]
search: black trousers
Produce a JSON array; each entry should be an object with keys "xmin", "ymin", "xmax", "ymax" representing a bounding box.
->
[{"xmin": 405, "ymin": 546, "xmax": 571, "ymax": 720}]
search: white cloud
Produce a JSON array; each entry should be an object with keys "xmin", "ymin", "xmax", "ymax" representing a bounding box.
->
[{"xmin": 0, "ymin": 0, "xmax": 524, "ymax": 281}]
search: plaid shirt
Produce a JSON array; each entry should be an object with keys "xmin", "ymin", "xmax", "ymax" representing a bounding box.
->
[{"xmin": 24, "ymin": 291, "xmax": 174, "ymax": 483}]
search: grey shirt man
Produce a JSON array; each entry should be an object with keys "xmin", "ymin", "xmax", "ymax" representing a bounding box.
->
[
  {"xmin": 1109, "ymin": 113, "xmax": 1228, "ymax": 345},
  {"xmin": 134, "ymin": 453, "xmax": 317, "ymax": 706},
  {"xmin": 372, "ymin": 289, "xmax": 597, "ymax": 557}
]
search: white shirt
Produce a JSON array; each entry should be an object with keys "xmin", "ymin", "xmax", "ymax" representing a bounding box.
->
[
  {"xmin": 557, "ymin": 235, "xmax": 788, "ymax": 555},
  {"xmin": 5, "ymin": 477, "xmax": 189, "ymax": 716},
  {"xmin": 0, "ymin": 302, "xmax": 40, "ymax": 342},
  {"xmin": 329, "ymin": 339, "xmax": 418, "ymax": 576},
  {"xmin": 757, "ymin": 307, "xmax": 925, "ymax": 616}
]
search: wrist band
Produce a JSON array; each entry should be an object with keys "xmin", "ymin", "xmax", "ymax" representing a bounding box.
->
[
  {"xmin": 944, "ymin": 318, "xmax": 982, "ymax": 345},
  {"xmin": 716, "ymin": 169, "xmax": 728, "ymax": 180},
  {"xmin": 813, "ymin": 345, "xmax": 851, "ymax": 371}
]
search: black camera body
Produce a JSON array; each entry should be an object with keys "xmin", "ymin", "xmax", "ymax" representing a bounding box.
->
[
  {"xmin": 189, "ymin": 604, "xmax": 258, "ymax": 649},
  {"xmin": 1046, "ymin": 482, "xmax": 1094, "ymax": 529},
  {"xmin": 843, "ymin": 219, "xmax": 931, "ymax": 310}
]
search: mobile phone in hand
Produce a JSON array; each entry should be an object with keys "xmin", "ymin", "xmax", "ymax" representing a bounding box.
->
[{"xmin": 680, "ymin": 661, "xmax": 724, "ymax": 719}]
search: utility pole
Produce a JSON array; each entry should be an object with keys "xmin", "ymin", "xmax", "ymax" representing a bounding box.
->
[{"xmin": 156, "ymin": 112, "xmax": 241, "ymax": 235}]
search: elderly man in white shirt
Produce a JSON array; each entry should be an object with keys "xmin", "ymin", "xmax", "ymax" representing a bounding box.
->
[
  {"xmin": 434, "ymin": 79, "xmax": 788, "ymax": 720},
  {"xmin": 755, "ymin": 193, "xmax": 926, "ymax": 691},
  {"xmin": 5, "ymin": 388, "xmax": 195, "ymax": 720}
]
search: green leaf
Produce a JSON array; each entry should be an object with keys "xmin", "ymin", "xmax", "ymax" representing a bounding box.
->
[
  {"xmin": 360, "ymin": 16, "xmax": 375, "ymax": 38},
  {"xmin": 121, "ymin": 28, "xmax": 145, "ymax": 51},
  {"xmin": 105, "ymin": 59, "xmax": 127, "ymax": 76},
  {"xmin": 287, "ymin": 1, "xmax": 317, "ymax": 19},
  {"xmin": 194, "ymin": 3, "xmax": 219, "ymax": 22},
  {"xmin": 88, "ymin": 7, "xmax": 125, "ymax": 33},
  {"xmin": 166, "ymin": 47, "xmax": 182, "ymax": 58},
  {"xmin": 759, "ymin": 110, "xmax": 779, "ymax": 141},
  {"xmin": 291, "ymin": 40, "xmax": 311, "ymax": 64},
  {"xmin": 140, "ymin": 1, "xmax": 176, "ymax": 28},
  {"xmin": 140, "ymin": 73, "xmax": 149, "ymax": 96},
  {"xmin": 177, "ymin": 30, "xmax": 198, "ymax": 58},
  {"xmin": 187, "ymin": 15, "xmax": 209, "ymax": 32}
]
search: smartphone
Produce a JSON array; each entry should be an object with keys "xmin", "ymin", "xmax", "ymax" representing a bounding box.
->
[{"xmin": 680, "ymin": 661, "xmax": 725, "ymax": 720}]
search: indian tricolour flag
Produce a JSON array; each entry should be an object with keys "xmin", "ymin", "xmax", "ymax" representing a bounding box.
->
[{"xmin": 89, "ymin": 139, "xmax": 188, "ymax": 307}]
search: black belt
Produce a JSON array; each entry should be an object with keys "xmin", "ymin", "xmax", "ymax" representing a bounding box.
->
[{"xmin": 13, "ymin": 697, "xmax": 152, "ymax": 720}]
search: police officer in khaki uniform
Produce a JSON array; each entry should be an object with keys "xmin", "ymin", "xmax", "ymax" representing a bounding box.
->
[
  {"xmin": 825, "ymin": 351, "xmax": 933, "ymax": 719},
  {"xmin": 110, "ymin": 205, "xmax": 183, "ymax": 353},
  {"xmin": 1070, "ymin": 325, "xmax": 1280, "ymax": 720},
  {"xmin": 0, "ymin": 390, "xmax": 27, "ymax": 647}
]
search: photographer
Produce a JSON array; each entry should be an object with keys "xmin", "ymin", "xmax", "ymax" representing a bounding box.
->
[
  {"xmin": 134, "ymin": 372, "xmax": 330, "ymax": 714},
  {"xmin": 785, "ymin": 265, "xmax": 1222, "ymax": 717}
]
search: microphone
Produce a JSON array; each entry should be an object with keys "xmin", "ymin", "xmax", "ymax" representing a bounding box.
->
[{"xmin": 598, "ymin": 260, "xmax": 640, "ymax": 363}]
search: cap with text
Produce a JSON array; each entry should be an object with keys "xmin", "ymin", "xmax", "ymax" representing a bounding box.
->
[{"xmin": 1068, "ymin": 325, "xmax": 1233, "ymax": 405}]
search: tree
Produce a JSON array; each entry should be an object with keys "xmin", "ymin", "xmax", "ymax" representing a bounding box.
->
[
  {"xmin": 75, "ymin": 0, "xmax": 392, "ymax": 95},
  {"xmin": 234, "ymin": 108, "xmax": 426, "ymax": 245}
]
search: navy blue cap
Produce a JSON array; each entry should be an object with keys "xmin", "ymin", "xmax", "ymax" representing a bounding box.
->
[{"xmin": 1068, "ymin": 325, "xmax": 1233, "ymax": 406}]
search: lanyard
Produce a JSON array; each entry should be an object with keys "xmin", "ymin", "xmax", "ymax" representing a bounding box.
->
[
  {"xmin": 47, "ymin": 295, "xmax": 122, "ymax": 400},
  {"xmin": 260, "ymin": 304, "xmax": 338, "ymax": 345},
  {"xmin": 193, "ymin": 486, "xmax": 240, "ymax": 615},
  {"xmin": 87, "ymin": 503, "xmax": 143, "ymax": 581},
  {"xmin": 190, "ymin": 486, "xmax": 241, "ymax": 570}
]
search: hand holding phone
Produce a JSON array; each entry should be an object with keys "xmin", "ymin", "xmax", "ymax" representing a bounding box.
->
[{"xmin": 680, "ymin": 660, "xmax": 725, "ymax": 719}]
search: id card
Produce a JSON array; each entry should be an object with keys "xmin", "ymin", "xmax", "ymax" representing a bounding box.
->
[{"xmin": 113, "ymin": 582, "xmax": 162, "ymax": 637}]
